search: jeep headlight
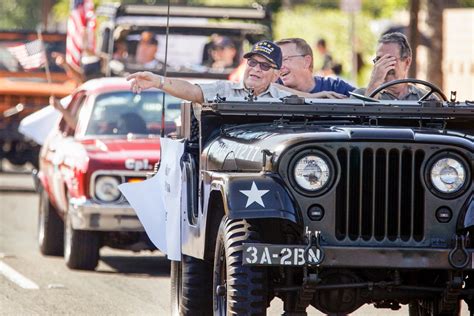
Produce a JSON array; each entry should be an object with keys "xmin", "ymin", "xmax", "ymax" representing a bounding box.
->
[
  {"xmin": 430, "ymin": 156, "xmax": 466, "ymax": 194},
  {"xmin": 95, "ymin": 176, "xmax": 121, "ymax": 202},
  {"xmin": 293, "ymin": 154, "xmax": 331, "ymax": 192}
]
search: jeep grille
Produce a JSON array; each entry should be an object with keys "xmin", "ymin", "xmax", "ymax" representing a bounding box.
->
[{"xmin": 335, "ymin": 146, "xmax": 425, "ymax": 242}]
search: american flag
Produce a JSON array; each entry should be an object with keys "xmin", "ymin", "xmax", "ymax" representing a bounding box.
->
[
  {"xmin": 7, "ymin": 39, "xmax": 46, "ymax": 70},
  {"xmin": 66, "ymin": 0, "xmax": 96, "ymax": 71}
]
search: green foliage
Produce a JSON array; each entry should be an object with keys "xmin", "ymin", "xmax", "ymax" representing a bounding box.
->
[
  {"xmin": 459, "ymin": 0, "xmax": 474, "ymax": 6},
  {"xmin": 0, "ymin": 0, "xmax": 41, "ymax": 30},
  {"xmin": 362, "ymin": 0, "xmax": 408, "ymax": 18},
  {"xmin": 274, "ymin": 5, "xmax": 376, "ymax": 85},
  {"xmin": 52, "ymin": 0, "xmax": 103, "ymax": 20}
]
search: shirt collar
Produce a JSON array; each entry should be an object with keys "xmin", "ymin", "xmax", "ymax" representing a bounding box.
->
[
  {"xmin": 381, "ymin": 84, "xmax": 417, "ymax": 99},
  {"xmin": 232, "ymin": 80, "xmax": 274, "ymax": 97},
  {"xmin": 407, "ymin": 84, "xmax": 419, "ymax": 95}
]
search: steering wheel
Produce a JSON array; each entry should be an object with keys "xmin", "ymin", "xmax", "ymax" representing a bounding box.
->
[{"xmin": 368, "ymin": 78, "xmax": 448, "ymax": 102}]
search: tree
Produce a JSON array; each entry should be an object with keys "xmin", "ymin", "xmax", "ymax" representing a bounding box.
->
[
  {"xmin": 0, "ymin": 0, "xmax": 41, "ymax": 30},
  {"xmin": 426, "ymin": 0, "xmax": 444, "ymax": 89}
]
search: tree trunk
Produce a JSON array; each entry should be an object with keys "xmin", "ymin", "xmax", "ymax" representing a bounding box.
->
[
  {"xmin": 426, "ymin": 0, "xmax": 444, "ymax": 89},
  {"xmin": 408, "ymin": 0, "xmax": 419, "ymax": 78},
  {"xmin": 42, "ymin": 0, "xmax": 54, "ymax": 29}
]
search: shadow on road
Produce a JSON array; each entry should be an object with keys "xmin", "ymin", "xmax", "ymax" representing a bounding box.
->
[
  {"xmin": 99, "ymin": 254, "xmax": 171, "ymax": 277},
  {"xmin": 0, "ymin": 187, "xmax": 36, "ymax": 193}
]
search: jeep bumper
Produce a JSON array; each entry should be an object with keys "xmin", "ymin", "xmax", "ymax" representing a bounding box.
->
[
  {"xmin": 69, "ymin": 197, "xmax": 144, "ymax": 232},
  {"xmin": 243, "ymin": 243, "xmax": 474, "ymax": 270}
]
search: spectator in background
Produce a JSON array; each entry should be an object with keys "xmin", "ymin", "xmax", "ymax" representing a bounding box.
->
[
  {"xmin": 135, "ymin": 31, "xmax": 159, "ymax": 69},
  {"xmin": 113, "ymin": 40, "xmax": 129, "ymax": 61},
  {"xmin": 276, "ymin": 38, "xmax": 355, "ymax": 97},
  {"xmin": 209, "ymin": 37, "xmax": 238, "ymax": 70},
  {"xmin": 202, "ymin": 33, "xmax": 221, "ymax": 66},
  {"xmin": 331, "ymin": 63, "xmax": 343, "ymax": 76},
  {"xmin": 52, "ymin": 50, "xmax": 102, "ymax": 85},
  {"xmin": 315, "ymin": 38, "xmax": 334, "ymax": 76}
]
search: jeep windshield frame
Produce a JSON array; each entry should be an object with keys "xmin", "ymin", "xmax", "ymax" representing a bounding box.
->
[{"xmin": 203, "ymin": 98, "xmax": 474, "ymax": 120}]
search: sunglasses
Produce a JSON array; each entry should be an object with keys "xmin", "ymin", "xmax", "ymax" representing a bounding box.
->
[{"xmin": 247, "ymin": 58, "xmax": 277, "ymax": 71}]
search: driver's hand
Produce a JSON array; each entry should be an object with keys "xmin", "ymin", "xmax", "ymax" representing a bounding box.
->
[{"xmin": 366, "ymin": 54, "xmax": 397, "ymax": 95}]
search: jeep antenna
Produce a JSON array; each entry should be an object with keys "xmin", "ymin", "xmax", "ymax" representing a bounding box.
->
[{"xmin": 160, "ymin": 0, "xmax": 171, "ymax": 138}]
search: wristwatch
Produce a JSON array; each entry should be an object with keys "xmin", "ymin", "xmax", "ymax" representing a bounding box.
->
[{"xmin": 157, "ymin": 75, "xmax": 164, "ymax": 89}]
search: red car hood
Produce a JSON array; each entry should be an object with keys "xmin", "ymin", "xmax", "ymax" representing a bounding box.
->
[
  {"xmin": 67, "ymin": 137, "xmax": 162, "ymax": 173},
  {"xmin": 80, "ymin": 137, "xmax": 161, "ymax": 159}
]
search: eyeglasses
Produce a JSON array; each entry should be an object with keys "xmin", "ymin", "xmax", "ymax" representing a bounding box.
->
[
  {"xmin": 282, "ymin": 54, "xmax": 306, "ymax": 63},
  {"xmin": 372, "ymin": 56, "xmax": 407, "ymax": 64},
  {"xmin": 247, "ymin": 58, "xmax": 277, "ymax": 71}
]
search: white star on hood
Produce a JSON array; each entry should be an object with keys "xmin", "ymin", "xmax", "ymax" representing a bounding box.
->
[{"xmin": 240, "ymin": 181, "xmax": 269, "ymax": 208}]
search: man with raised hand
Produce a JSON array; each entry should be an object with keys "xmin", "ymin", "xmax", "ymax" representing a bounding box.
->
[{"xmin": 352, "ymin": 32, "xmax": 428, "ymax": 100}]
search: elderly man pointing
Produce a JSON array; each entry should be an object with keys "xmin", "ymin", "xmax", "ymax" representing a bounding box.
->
[{"xmin": 127, "ymin": 40, "xmax": 344, "ymax": 102}]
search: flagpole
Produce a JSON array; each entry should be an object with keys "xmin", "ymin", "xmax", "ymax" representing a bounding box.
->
[{"xmin": 37, "ymin": 29, "xmax": 53, "ymax": 95}]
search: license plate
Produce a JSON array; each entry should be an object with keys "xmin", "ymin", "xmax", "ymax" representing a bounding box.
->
[
  {"xmin": 127, "ymin": 177, "xmax": 144, "ymax": 183},
  {"xmin": 242, "ymin": 243, "xmax": 322, "ymax": 266}
]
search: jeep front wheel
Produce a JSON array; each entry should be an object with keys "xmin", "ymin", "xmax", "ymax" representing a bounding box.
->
[
  {"xmin": 64, "ymin": 212, "xmax": 100, "ymax": 270},
  {"xmin": 38, "ymin": 189, "xmax": 64, "ymax": 256},
  {"xmin": 213, "ymin": 217, "xmax": 268, "ymax": 315},
  {"xmin": 170, "ymin": 255, "xmax": 212, "ymax": 316}
]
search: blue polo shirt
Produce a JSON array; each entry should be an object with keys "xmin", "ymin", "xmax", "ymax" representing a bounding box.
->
[{"xmin": 310, "ymin": 76, "xmax": 355, "ymax": 96}]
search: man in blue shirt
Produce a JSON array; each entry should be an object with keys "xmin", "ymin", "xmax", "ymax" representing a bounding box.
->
[{"xmin": 276, "ymin": 38, "xmax": 355, "ymax": 97}]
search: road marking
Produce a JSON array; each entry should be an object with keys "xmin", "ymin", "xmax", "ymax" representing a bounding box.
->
[{"xmin": 0, "ymin": 261, "xmax": 39, "ymax": 289}]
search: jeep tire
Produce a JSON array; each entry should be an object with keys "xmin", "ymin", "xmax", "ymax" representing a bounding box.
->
[
  {"xmin": 170, "ymin": 255, "xmax": 212, "ymax": 316},
  {"xmin": 213, "ymin": 217, "xmax": 267, "ymax": 315},
  {"xmin": 64, "ymin": 211, "xmax": 100, "ymax": 270},
  {"xmin": 38, "ymin": 189, "xmax": 64, "ymax": 256}
]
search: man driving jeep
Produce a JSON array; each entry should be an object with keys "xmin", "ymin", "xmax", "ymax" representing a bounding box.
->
[
  {"xmin": 352, "ymin": 32, "xmax": 429, "ymax": 100},
  {"xmin": 127, "ymin": 40, "xmax": 342, "ymax": 103}
]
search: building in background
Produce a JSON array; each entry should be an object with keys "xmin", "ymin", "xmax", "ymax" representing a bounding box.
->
[{"xmin": 443, "ymin": 8, "xmax": 474, "ymax": 101}]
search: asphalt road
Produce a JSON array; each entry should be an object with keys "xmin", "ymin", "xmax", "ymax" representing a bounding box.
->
[{"xmin": 0, "ymin": 164, "xmax": 469, "ymax": 315}]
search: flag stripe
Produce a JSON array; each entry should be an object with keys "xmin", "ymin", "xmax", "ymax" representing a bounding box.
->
[{"xmin": 66, "ymin": 0, "xmax": 96, "ymax": 71}]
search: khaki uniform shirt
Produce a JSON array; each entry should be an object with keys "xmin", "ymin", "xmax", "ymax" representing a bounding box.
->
[
  {"xmin": 352, "ymin": 84, "xmax": 436, "ymax": 101},
  {"xmin": 198, "ymin": 80, "xmax": 292, "ymax": 102}
]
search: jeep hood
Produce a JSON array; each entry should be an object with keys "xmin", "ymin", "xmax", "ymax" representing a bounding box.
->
[{"xmin": 203, "ymin": 124, "xmax": 473, "ymax": 171}]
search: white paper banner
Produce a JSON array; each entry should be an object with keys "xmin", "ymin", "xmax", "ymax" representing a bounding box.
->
[
  {"xmin": 119, "ymin": 138, "xmax": 184, "ymax": 260},
  {"xmin": 18, "ymin": 96, "xmax": 71, "ymax": 145}
]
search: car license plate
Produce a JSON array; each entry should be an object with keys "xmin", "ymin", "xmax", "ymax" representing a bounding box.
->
[
  {"xmin": 127, "ymin": 177, "xmax": 144, "ymax": 183},
  {"xmin": 242, "ymin": 243, "xmax": 322, "ymax": 266}
]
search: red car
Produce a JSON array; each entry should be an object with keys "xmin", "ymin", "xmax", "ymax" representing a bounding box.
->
[{"xmin": 36, "ymin": 77, "xmax": 181, "ymax": 270}]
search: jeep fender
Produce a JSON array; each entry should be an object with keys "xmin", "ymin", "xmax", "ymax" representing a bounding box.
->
[
  {"xmin": 457, "ymin": 195, "xmax": 474, "ymax": 232},
  {"xmin": 181, "ymin": 171, "xmax": 299, "ymax": 260},
  {"xmin": 205, "ymin": 172, "xmax": 299, "ymax": 223}
]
